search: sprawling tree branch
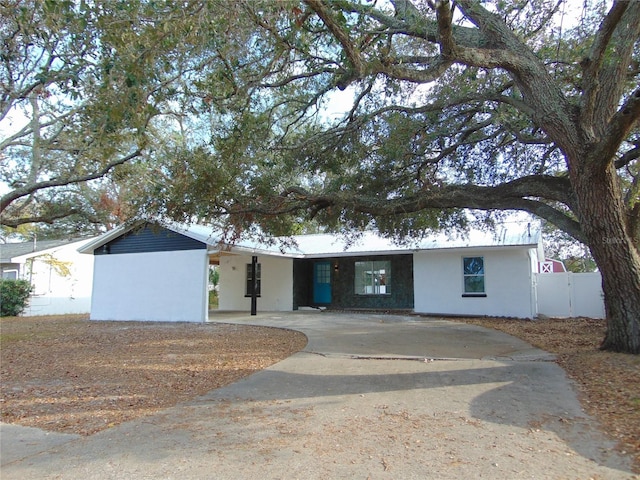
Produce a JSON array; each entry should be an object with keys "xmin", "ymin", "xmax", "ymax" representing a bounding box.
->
[
  {"xmin": 0, "ymin": 149, "xmax": 143, "ymax": 216},
  {"xmin": 616, "ymin": 144, "xmax": 640, "ymax": 170},
  {"xmin": 595, "ymin": 88, "xmax": 640, "ymax": 166},
  {"xmin": 305, "ymin": 0, "xmax": 365, "ymax": 87},
  {"xmin": 580, "ymin": 1, "xmax": 640, "ymax": 136},
  {"xmin": 234, "ymin": 175, "xmax": 582, "ymax": 241},
  {"xmin": 1, "ymin": 208, "xmax": 83, "ymax": 229}
]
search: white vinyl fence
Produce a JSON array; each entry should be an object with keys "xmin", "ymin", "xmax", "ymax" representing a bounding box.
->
[{"xmin": 536, "ymin": 272, "xmax": 605, "ymax": 319}]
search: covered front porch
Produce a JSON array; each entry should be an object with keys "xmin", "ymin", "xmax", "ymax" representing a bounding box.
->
[
  {"xmin": 292, "ymin": 255, "xmax": 415, "ymax": 311},
  {"xmin": 210, "ymin": 250, "xmax": 294, "ymax": 313}
]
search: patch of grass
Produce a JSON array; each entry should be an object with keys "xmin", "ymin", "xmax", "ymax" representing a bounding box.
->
[{"xmin": 1, "ymin": 314, "xmax": 88, "ymax": 344}]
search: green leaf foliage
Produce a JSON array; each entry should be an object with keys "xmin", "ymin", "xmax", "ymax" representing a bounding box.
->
[
  {"xmin": 2, "ymin": 0, "xmax": 639, "ymax": 350},
  {"xmin": 0, "ymin": 280, "xmax": 33, "ymax": 317}
]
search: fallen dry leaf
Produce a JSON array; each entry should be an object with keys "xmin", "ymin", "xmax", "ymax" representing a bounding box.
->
[
  {"xmin": 0, "ymin": 315, "xmax": 306, "ymax": 436},
  {"xmin": 1, "ymin": 314, "xmax": 638, "ymax": 473}
]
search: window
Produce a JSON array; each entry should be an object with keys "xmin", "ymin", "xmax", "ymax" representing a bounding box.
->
[
  {"xmin": 540, "ymin": 261, "xmax": 553, "ymax": 273},
  {"xmin": 463, "ymin": 256, "xmax": 485, "ymax": 294},
  {"xmin": 355, "ymin": 260, "xmax": 390, "ymax": 295},
  {"xmin": 245, "ymin": 263, "xmax": 261, "ymax": 297},
  {"xmin": 2, "ymin": 269, "xmax": 18, "ymax": 280},
  {"xmin": 316, "ymin": 262, "xmax": 331, "ymax": 284}
]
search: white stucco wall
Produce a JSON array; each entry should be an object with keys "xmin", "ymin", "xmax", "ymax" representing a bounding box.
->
[
  {"xmin": 413, "ymin": 247, "xmax": 536, "ymax": 318},
  {"xmin": 218, "ymin": 254, "xmax": 293, "ymax": 312},
  {"xmin": 90, "ymin": 249, "xmax": 208, "ymax": 322}
]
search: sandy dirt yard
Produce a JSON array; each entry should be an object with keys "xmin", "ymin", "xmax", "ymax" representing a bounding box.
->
[
  {"xmin": 0, "ymin": 314, "xmax": 638, "ymax": 472},
  {"xmin": 0, "ymin": 315, "xmax": 307, "ymax": 435}
]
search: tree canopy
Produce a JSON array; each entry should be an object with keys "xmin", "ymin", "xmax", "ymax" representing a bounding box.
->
[
  {"xmin": 167, "ymin": 0, "xmax": 639, "ymax": 241},
  {"xmin": 1, "ymin": 0, "xmax": 244, "ymax": 230},
  {"xmin": 155, "ymin": 0, "xmax": 640, "ymax": 353}
]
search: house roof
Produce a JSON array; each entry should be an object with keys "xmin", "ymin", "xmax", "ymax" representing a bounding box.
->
[
  {"xmin": 78, "ymin": 220, "xmax": 542, "ymax": 258},
  {"xmin": 287, "ymin": 227, "xmax": 541, "ymax": 258},
  {"xmin": 1, "ymin": 237, "xmax": 95, "ymax": 263}
]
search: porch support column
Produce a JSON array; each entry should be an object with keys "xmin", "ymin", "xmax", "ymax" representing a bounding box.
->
[{"xmin": 251, "ymin": 255, "xmax": 258, "ymax": 316}]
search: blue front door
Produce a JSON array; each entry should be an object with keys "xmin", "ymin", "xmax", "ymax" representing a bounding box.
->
[{"xmin": 313, "ymin": 262, "xmax": 332, "ymax": 304}]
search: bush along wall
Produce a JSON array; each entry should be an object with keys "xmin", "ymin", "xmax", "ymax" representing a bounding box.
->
[{"xmin": 0, "ymin": 279, "xmax": 33, "ymax": 317}]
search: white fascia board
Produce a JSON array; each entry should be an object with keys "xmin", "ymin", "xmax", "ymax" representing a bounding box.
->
[
  {"xmin": 299, "ymin": 242, "xmax": 538, "ymax": 259},
  {"xmin": 422, "ymin": 242, "xmax": 540, "ymax": 252},
  {"xmin": 302, "ymin": 249, "xmax": 416, "ymax": 259},
  {"xmin": 224, "ymin": 244, "xmax": 304, "ymax": 258},
  {"xmin": 77, "ymin": 223, "xmax": 136, "ymax": 254}
]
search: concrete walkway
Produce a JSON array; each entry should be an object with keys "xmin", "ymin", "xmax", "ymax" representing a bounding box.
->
[{"xmin": 1, "ymin": 312, "xmax": 634, "ymax": 479}]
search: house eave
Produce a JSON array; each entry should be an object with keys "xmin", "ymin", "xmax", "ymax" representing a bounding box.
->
[
  {"xmin": 77, "ymin": 223, "xmax": 139, "ymax": 254},
  {"xmin": 300, "ymin": 242, "xmax": 540, "ymax": 259},
  {"xmin": 79, "ymin": 219, "xmax": 541, "ymax": 259},
  {"xmin": 78, "ymin": 219, "xmax": 224, "ymax": 254}
]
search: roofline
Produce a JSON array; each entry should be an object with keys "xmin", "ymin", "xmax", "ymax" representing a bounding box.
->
[
  {"xmin": 216, "ymin": 244, "xmax": 304, "ymax": 258},
  {"xmin": 79, "ymin": 219, "xmax": 542, "ymax": 258},
  {"xmin": 77, "ymin": 219, "xmax": 224, "ymax": 254},
  {"xmin": 77, "ymin": 222, "xmax": 139, "ymax": 254},
  {"xmin": 9, "ymin": 237, "xmax": 97, "ymax": 262},
  {"xmin": 300, "ymin": 242, "xmax": 540, "ymax": 259}
]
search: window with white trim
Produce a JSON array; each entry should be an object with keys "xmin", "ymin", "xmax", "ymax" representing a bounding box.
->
[
  {"xmin": 1, "ymin": 269, "xmax": 18, "ymax": 280},
  {"xmin": 354, "ymin": 260, "xmax": 390, "ymax": 295},
  {"xmin": 245, "ymin": 263, "xmax": 261, "ymax": 297},
  {"xmin": 463, "ymin": 256, "xmax": 485, "ymax": 294}
]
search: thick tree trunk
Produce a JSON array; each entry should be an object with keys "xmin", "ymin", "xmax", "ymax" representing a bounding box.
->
[{"xmin": 572, "ymin": 161, "xmax": 640, "ymax": 354}]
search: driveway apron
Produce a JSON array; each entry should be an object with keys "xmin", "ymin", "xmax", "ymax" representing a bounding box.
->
[{"xmin": 1, "ymin": 312, "xmax": 634, "ymax": 479}]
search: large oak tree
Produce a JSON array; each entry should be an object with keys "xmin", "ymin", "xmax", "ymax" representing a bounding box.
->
[
  {"xmin": 154, "ymin": 0, "xmax": 639, "ymax": 352},
  {"xmin": 1, "ymin": 1, "xmax": 638, "ymax": 352}
]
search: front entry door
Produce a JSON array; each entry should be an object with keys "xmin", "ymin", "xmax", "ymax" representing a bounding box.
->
[{"xmin": 313, "ymin": 262, "xmax": 332, "ymax": 304}]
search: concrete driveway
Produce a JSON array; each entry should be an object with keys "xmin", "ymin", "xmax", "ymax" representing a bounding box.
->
[{"xmin": 1, "ymin": 312, "xmax": 633, "ymax": 479}]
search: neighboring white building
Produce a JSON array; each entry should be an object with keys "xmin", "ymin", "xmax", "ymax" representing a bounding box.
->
[
  {"xmin": 79, "ymin": 221, "xmax": 556, "ymax": 322},
  {"xmin": 1, "ymin": 238, "xmax": 95, "ymax": 316}
]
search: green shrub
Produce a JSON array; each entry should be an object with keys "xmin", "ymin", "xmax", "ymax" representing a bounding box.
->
[
  {"xmin": 208, "ymin": 289, "xmax": 219, "ymax": 310},
  {"xmin": 0, "ymin": 279, "xmax": 33, "ymax": 317}
]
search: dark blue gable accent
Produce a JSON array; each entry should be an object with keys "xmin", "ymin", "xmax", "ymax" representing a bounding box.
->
[{"xmin": 95, "ymin": 224, "xmax": 206, "ymax": 255}]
